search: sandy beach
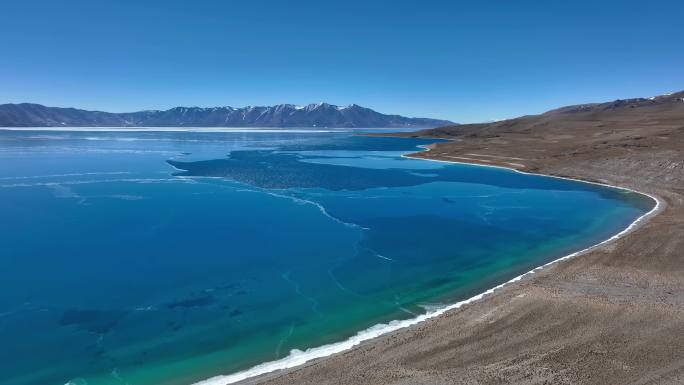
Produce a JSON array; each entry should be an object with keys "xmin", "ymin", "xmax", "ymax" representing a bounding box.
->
[{"xmin": 237, "ymin": 93, "xmax": 684, "ymax": 384}]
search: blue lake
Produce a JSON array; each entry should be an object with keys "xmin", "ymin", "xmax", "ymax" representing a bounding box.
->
[{"xmin": 0, "ymin": 129, "xmax": 653, "ymax": 385}]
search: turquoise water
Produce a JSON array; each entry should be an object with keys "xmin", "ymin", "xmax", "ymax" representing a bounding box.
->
[{"xmin": 0, "ymin": 129, "xmax": 653, "ymax": 385}]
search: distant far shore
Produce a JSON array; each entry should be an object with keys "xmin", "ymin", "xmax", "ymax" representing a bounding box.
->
[{"xmin": 0, "ymin": 102, "xmax": 453, "ymax": 129}]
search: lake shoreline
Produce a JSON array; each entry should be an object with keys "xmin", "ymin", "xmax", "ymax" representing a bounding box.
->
[
  {"xmin": 187, "ymin": 141, "xmax": 661, "ymax": 385},
  {"xmin": 241, "ymin": 123, "xmax": 684, "ymax": 384}
]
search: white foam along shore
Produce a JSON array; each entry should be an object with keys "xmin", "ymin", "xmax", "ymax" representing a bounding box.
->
[
  {"xmin": 190, "ymin": 144, "xmax": 662, "ymax": 385},
  {"xmin": 0, "ymin": 127, "xmax": 334, "ymax": 133}
]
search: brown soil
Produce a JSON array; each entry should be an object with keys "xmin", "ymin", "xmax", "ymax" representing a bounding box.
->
[{"xmin": 241, "ymin": 91, "xmax": 684, "ymax": 385}]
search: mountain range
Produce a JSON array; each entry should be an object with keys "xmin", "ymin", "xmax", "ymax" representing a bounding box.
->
[{"xmin": 0, "ymin": 102, "xmax": 453, "ymax": 128}]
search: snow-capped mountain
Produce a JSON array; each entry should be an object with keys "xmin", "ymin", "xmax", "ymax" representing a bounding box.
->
[{"xmin": 0, "ymin": 102, "xmax": 453, "ymax": 128}]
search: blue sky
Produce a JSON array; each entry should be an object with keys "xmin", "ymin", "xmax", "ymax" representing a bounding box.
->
[{"xmin": 1, "ymin": 0, "xmax": 682, "ymax": 123}]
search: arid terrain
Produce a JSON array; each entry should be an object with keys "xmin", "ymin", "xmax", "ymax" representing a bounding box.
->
[{"xmin": 243, "ymin": 91, "xmax": 684, "ymax": 384}]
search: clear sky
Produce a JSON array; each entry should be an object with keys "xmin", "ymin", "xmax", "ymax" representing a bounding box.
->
[{"xmin": 1, "ymin": 0, "xmax": 682, "ymax": 123}]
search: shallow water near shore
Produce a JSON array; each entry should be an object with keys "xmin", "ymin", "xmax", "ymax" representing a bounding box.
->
[{"xmin": 0, "ymin": 128, "xmax": 654, "ymax": 385}]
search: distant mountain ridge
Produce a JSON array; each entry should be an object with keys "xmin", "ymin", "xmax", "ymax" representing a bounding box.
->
[
  {"xmin": 0, "ymin": 102, "xmax": 453, "ymax": 128},
  {"xmin": 543, "ymin": 90, "xmax": 684, "ymax": 115},
  {"xmin": 405, "ymin": 90, "xmax": 684, "ymax": 139}
]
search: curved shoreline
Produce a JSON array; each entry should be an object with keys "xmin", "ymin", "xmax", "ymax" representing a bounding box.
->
[{"xmin": 191, "ymin": 143, "xmax": 663, "ymax": 385}]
